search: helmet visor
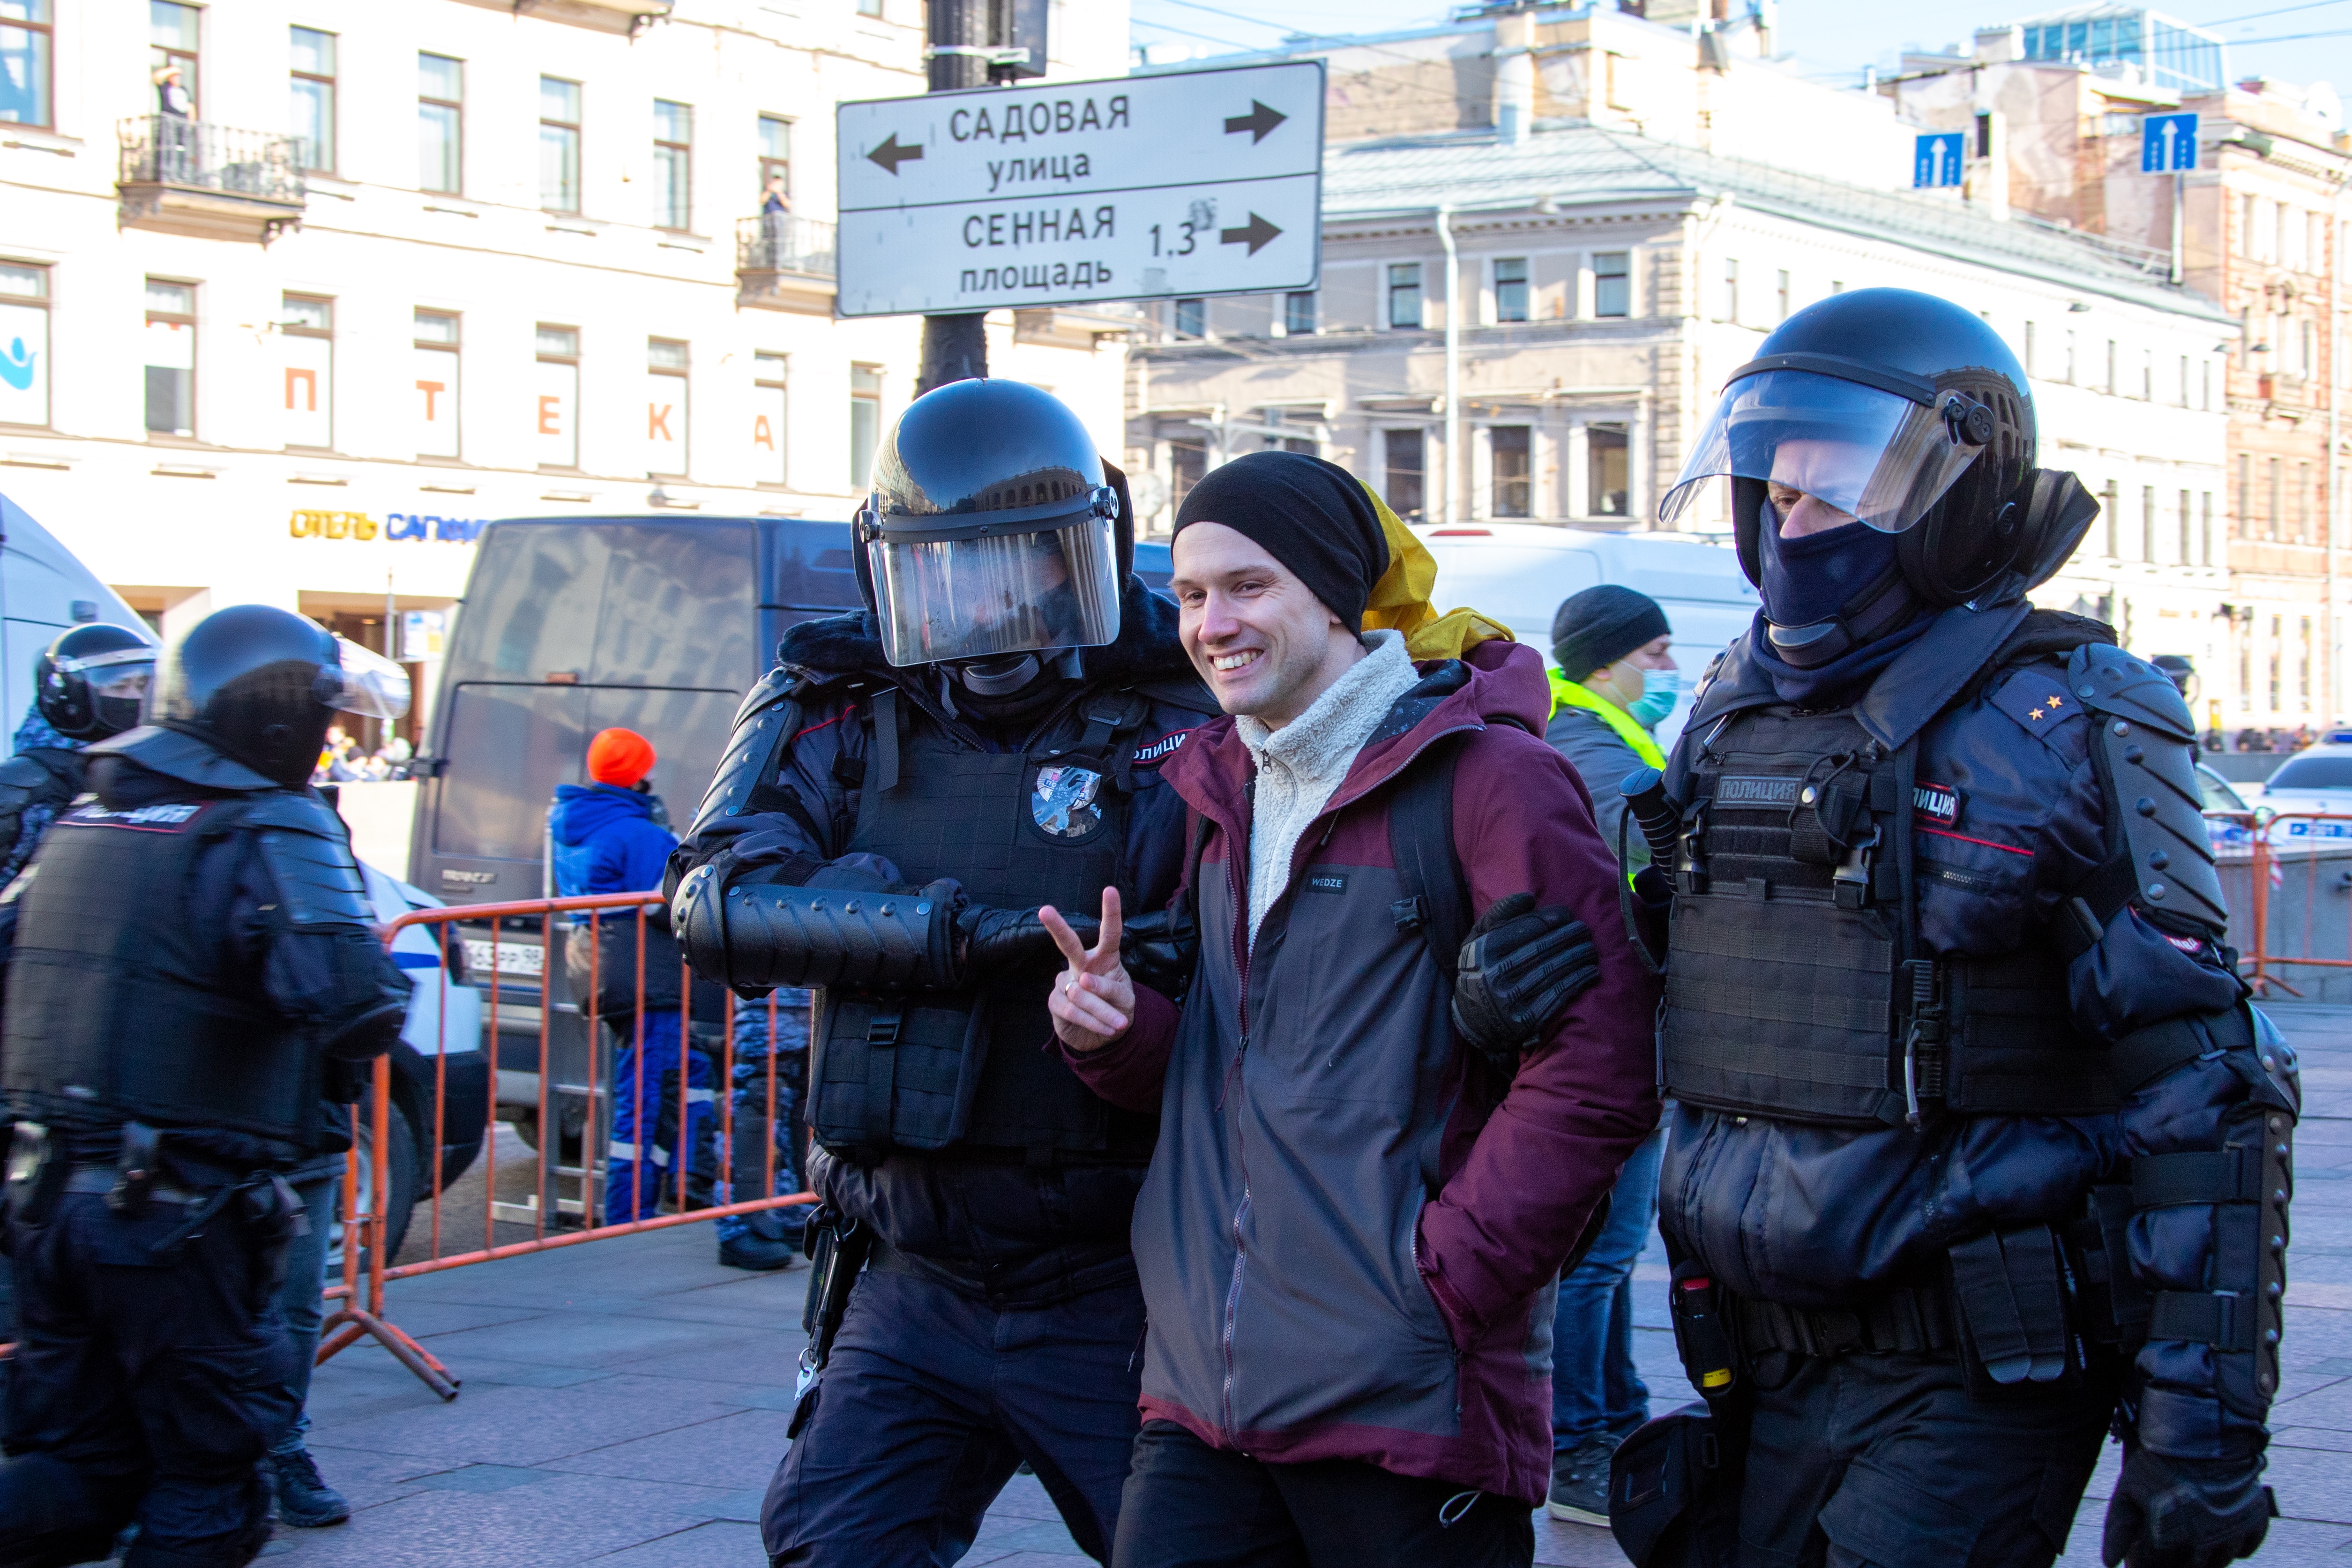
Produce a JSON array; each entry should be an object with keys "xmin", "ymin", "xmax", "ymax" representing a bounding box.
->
[
  {"xmin": 1659, "ymin": 369, "xmax": 1984, "ymax": 534},
  {"xmin": 322, "ymin": 636, "xmax": 411, "ymax": 720},
  {"xmin": 58, "ymin": 645, "xmax": 156, "ymax": 704},
  {"xmin": 866, "ymin": 514, "xmax": 1121, "ymax": 668}
]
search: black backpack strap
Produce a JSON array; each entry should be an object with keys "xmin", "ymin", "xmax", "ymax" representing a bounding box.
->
[{"xmin": 1388, "ymin": 729, "xmax": 1473, "ymax": 978}]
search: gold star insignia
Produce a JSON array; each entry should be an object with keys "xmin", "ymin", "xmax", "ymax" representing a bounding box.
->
[
  {"xmin": 2030, "ymin": 707, "xmax": 2046, "ymax": 721},
  {"xmin": 2046, "ymin": 695, "xmax": 2064, "ymax": 709}
]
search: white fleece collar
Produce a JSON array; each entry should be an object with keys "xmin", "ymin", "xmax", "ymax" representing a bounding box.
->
[{"xmin": 1236, "ymin": 630, "xmax": 1419, "ymax": 947}]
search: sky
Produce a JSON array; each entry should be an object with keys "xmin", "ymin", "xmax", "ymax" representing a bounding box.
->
[{"xmin": 1127, "ymin": 0, "xmax": 2352, "ymax": 100}]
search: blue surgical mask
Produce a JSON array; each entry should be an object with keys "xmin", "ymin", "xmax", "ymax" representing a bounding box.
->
[{"xmin": 1628, "ymin": 667, "xmax": 1680, "ymax": 729}]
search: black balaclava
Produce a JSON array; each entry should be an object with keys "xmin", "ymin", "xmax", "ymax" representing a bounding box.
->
[{"xmin": 1750, "ymin": 497, "xmax": 1926, "ymax": 705}]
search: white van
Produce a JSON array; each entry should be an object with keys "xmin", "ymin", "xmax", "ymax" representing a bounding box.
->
[
  {"xmin": 0, "ymin": 493, "xmax": 154, "ymax": 740},
  {"xmin": 1416, "ymin": 523, "xmax": 1759, "ymax": 749}
]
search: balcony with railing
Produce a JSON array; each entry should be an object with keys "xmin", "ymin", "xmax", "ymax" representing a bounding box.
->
[
  {"xmin": 736, "ymin": 215, "xmax": 837, "ymax": 314},
  {"xmin": 118, "ymin": 117, "xmax": 305, "ymax": 242}
]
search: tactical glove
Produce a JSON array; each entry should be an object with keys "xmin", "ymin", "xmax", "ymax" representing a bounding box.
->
[
  {"xmin": 1451, "ymin": 892, "xmax": 1602, "ymax": 1073},
  {"xmin": 956, "ymin": 903, "xmax": 1098, "ymax": 978},
  {"xmin": 2101, "ymin": 1449, "xmax": 2274, "ymax": 1568},
  {"xmin": 1122, "ymin": 905, "xmax": 1200, "ymax": 999}
]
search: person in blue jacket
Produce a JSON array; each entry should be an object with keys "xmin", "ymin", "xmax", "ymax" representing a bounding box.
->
[{"xmin": 551, "ymin": 728, "xmax": 714, "ymax": 1226}]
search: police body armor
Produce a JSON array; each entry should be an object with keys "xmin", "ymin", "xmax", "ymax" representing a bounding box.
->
[
  {"xmin": 808, "ymin": 687, "xmax": 1158, "ymax": 1166},
  {"xmin": 1661, "ymin": 700, "xmax": 2117, "ymax": 1128},
  {"xmin": 1, "ymin": 790, "xmax": 365, "ymax": 1146}
]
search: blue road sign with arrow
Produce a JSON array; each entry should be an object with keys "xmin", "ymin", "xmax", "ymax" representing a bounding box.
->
[
  {"xmin": 1914, "ymin": 132, "xmax": 1965, "ymax": 189},
  {"xmin": 2143, "ymin": 112, "xmax": 2198, "ymax": 172}
]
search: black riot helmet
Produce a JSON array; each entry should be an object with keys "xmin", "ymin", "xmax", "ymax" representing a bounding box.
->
[
  {"xmin": 36, "ymin": 622, "xmax": 157, "ymax": 741},
  {"xmin": 855, "ymin": 379, "xmax": 1127, "ymax": 673},
  {"xmin": 1663, "ymin": 290, "xmax": 2079, "ymax": 657},
  {"xmin": 152, "ymin": 605, "xmax": 411, "ymax": 788}
]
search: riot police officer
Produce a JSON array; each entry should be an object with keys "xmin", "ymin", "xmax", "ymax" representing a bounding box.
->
[
  {"xmin": 1615, "ymin": 289, "xmax": 2291, "ymax": 1568},
  {"xmin": 669, "ymin": 379, "xmax": 1213, "ymax": 1566},
  {"xmin": 0, "ymin": 605, "xmax": 411, "ymax": 1568},
  {"xmin": 0, "ymin": 623, "xmax": 156, "ymax": 884}
]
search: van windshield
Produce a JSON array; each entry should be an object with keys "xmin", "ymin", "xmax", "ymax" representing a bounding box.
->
[{"xmin": 454, "ymin": 523, "xmax": 757, "ymax": 688}]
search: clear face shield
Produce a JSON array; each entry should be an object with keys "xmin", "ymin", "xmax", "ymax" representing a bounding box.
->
[
  {"xmin": 862, "ymin": 489, "xmax": 1123, "ymax": 669},
  {"xmin": 58, "ymin": 646, "xmax": 156, "ymax": 710},
  {"xmin": 319, "ymin": 636, "xmax": 411, "ymax": 721},
  {"xmin": 1658, "ymin": 368, "xmax": 1987, "ymax": 534}
]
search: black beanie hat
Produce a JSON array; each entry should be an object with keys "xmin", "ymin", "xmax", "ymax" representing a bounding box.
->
[
  {"xmin": 1172, "ymin": 451, "xmax": 1388, "ymax": 632},
  {"xmin": 1551, "ymin": 584, "xmax": 1669, "ymax": 679}
]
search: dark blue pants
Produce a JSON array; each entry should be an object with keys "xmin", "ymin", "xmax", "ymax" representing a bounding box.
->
[
  {"xmin": 1552, "ymin": 1127, "xmax": 1662, "ymax": 1451},
  {"xmin": 763, "ymin": 1262, "xmax": 1145, "ymax": 1567},
  {"xmin": 0, "ymin": 1189, "xmax": 295, "ymax": 1568},
  {"xmin": 269, "ymin": 1175, "xmax": 336, "ymax": 1459},
  {"xmin": 605, "ymin": 1011, "xmax": 716, "ymax": 1225}
]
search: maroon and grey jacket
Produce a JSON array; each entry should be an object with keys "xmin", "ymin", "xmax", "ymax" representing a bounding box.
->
[{"xmin": 1062, "ymin": 638, "xmax": 1660, "ymax": 1506}]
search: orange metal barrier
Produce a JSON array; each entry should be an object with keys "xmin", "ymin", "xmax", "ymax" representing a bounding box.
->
[
  {"xmin": 2230, "ymin": 810, "xmax": 2352, "ymax": 999},
  {"xmin": 319, "ymin": 891, "xmax": 815, "ymax": 1399}
]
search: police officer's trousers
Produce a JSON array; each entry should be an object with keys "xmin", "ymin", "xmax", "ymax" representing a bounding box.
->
[
  {"xmin": 762, "ymin": 1261, "xmax": 1146, "ymax": 1567},
  {"xmin": 1730, "ymin": 1348, "xmax": 2119, "ymax": 1568},
  {"xmin": 0, "ymin": 1189, "xmax": 295, "ymax": 1568}
]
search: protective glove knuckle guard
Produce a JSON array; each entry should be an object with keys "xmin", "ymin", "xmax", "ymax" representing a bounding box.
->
[{"xmin": 1451, "ymin": 894, "xmax": 1603, "ymax": 1067}]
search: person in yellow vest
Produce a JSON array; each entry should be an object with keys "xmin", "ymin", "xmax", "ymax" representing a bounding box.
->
[{"xmin": 1539, "ymin": 582, "xmax": 1677, "ymax": 1525}]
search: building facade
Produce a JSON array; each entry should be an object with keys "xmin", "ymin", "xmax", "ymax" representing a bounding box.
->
[
  {"xmin": 1890, "ymin": 9, "xmax": 2349, "ymax": 738},
  {"xmin": 1128, "ymin": 4, "xmax": 2234, "ymax": 683},
  {"xmin": 0, "ymin": 0, "xmax": 1131, "ymax": 733}
]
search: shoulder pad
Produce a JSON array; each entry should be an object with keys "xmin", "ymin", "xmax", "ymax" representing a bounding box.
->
[
  {"xmin": 2066, "ymin": 643, "xmax": 2195, "ymax": 743},
  {"xmin": 249, "ymin": 793, "xmax": 373, "ymax": 926},
  {"xmin": 87, "ymin": 725, "xmax": 278, "ymax": 792},
  {"xmin": 0, "ymin": 754, "xmax": 53, "ymax": 799},
  {"xmin": 2088, "ymin": 695, "xmax": 2229, "ymax": 932},
  {"xmin": 689, "ymin": 674, "xmax": 814, "ymax": 836},
  {"xmin": 729, "ymin": 664, "xmax": 799, "ymax": 729}
]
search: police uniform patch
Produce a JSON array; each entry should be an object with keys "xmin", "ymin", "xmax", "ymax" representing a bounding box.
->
[
  {"xmin": 1031, "ymin": 765, "xmax": 1105, "ymax": 838},
  {"xmin": 56, "ymin": 801, "xmax": 207, "ymax": 833},
  {"xmin": 1988, "ymin": 668, "xmax": 2084, "ymax": 744},
  {"xmin": 1913, "ymin": 780, "xmax": 1962, "ymax": 827}
]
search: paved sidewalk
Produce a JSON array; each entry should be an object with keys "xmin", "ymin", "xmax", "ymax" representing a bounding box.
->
[{"xmin": 257, "ymin": 1001, "xmax": 2352, "ymax": 1565}]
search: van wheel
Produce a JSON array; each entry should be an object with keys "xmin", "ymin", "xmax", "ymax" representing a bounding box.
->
[{"xmin": 332, "ymin": 1101, "xmax": 421, "ymax": 1270}]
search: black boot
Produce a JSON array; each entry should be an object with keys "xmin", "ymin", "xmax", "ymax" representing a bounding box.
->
[{"xmin": 266, "ymin": 1446, "xmax": 351, "ymax": 1528}]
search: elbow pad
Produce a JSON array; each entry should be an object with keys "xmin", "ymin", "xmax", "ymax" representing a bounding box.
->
[{"xmin": 675, "ymin": 864, "xmax": 960, "ymax": 992}]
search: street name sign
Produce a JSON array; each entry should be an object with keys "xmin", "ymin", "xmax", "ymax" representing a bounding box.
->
[
  {"xmin": 1913, "ymin": 131, "xmax": 1965, "ymax": 189},
  {"xmin": 834, "ymin": 60, "xmax": 1325, "ymax": 318},
  {"xmin": 2142, "ymin": 112, "xmax": 2198, "ymax": 172}
]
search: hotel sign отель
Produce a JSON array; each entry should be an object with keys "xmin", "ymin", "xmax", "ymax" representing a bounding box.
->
[{"xmin": 289, "ymin": 510, "xmax": 485, "ymax": 543}]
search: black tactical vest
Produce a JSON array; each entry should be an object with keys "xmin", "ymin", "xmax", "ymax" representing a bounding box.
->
[
  {"xmin": 2, "ymin": 796, "xmax": 323, "ymax": 1143},
  {"xmin": 1662, "ymin": 702, "xmax": 2118, "ymax": 1128},
  {"xmin": 808, "ymin": 686, "xmax": 1158, "ymax": 1165}
]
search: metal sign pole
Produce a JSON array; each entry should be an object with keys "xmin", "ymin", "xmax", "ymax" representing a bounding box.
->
[{"xmin": 918, "ymin": 0, "xmax": 989, "ymax": 396}]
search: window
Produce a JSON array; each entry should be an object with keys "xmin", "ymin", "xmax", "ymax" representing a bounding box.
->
[
  {"xmin": 150, "ymin": 1, "xmax": 198, "ymax": 114},
  {"xmin": 144, "ymin": 279, "xmax": 195, "ymax": 438},
  {"xmin": 2236, "ymin": 193, "xmax": 2254, "ymax": 258},
  {"xmin": 539, "ymin": 76, "xmax": 582, "ymax": 214},
  {"xmin": 645, "ymin": 338, "xmax": 688, "ymax": 477},
  {"xmin": 1491, "ymin": 426, "xmax": 1531, "ymax": 518},
  {"xmin": 1721, "ymin": 258, "xmax": 1739, "ymax": 323},
  {"xmin": 2203, "ymin": 359, "xmax": 2211, "ymax": 410},
  {"xmin": 1830, "ymin": 279, "xmax": 1844, "ymax": 294},
  {"xmin": 2270, "ymin": 457, "xmax": 2283, "ymax": 540},
  {"xmin": 1384, "ymin": 428, "xmax": 1426, "ymax": 521},
  {"xmin": 2178, "ymin": 355, "xmax": 2189, "ymax": 405},
  {"xmin": 0, "ymin": 261, "xmax": 47, "ymax": 425},
  {"xmin": 2303, "ymin": 318, "xmax": 2316, "ymax": 376},
  {"xmin": 2178, "ymin": 488, "xmax": 2192, "ymax": 563},
  {"xmin": 1284, "ymin": 291, "xmax": 1317, "ymax": 336},
  {"xmin": 2142, "ymin": 350, "xmax": 2152, "ymax": 401},
  {"xmin": 858, "ymin": 0, "xmax": 882, "ymax": 13},
  {"xmin": 1388, "ymin": 264, "xmax": 1422, "ymax": 329},
  {"xmin": 1493, "ymin": 257, "xmax": 1528, "ymax": 324},
  {"xmin": 2142, "ymin": 485, "xmax": 2156, "ymax": 560},
  {"xmin": 653, "ymin": 100, "xmax": 691, "ymax": 231},
  {"xmin": 279, "ymin": 293, "xmax": 331, "ymax": 450},
  {"xmin": 2270, "ymin": 616, "xmax": 2283, "ymax": 710},
  {"xmin": 1593, "ymin": 252, "xmax": 1630, "ymax": 318},
  {"xmin": 1588, "ymin": 423, "xmax": 1629, "ymax": 516},
  {"xmin": 1, "ymin": 0, "xmax": 54, "ymax": 129},
  {"xmin": 413, "ymin": 309, "xmax": 459, "ymax": 459},
  {"xmin": 752, "ymin": 352, "xmax": 787, "ymax": 487},
  {"xmin": 849, "ymin": 364, "xmax": 882, "ymax": 489},
  {"xmin": 1169, "ymin": 439, "xmax": 1206, "ymax": 514},
  {"xmin": 2300, "ymin": 462, "xmax": 2314, "ymax": 541},
  {"xmin": 2023, "ymin": 321, "xmax": 2037, "ymax": 378},
  {"xmin": 2102, "ymin": 479, "xmax": 2119, "ymax": 558},
  {"xmin": 758, "ymin": 114, "xmax": 790, "ymax": 207},
  {"xmin": 2105, "ymin": 340, "xmax": 2117, "ymax": 395},
  {"xmin": 1173, "ymin": 298, "xmax": 1204, "ymax": 339},
  {"xmin": 2240, "ymin": 621, "xmax": 2253, "ymax": 712},
  {"xmin": 535, "ymin": 325, "xmax": 578, "ymax": 469},
  {"xmin": 2202, "ymin": 492, "xmax": 2214, "ymax": 564},
  {"xmin": 418, "ymin": 54, "xmax": 462, "ymax": 194},
  {"xmin": 2064, "ymin": 329, "xmax": 2076, "ymax": 384},
  {"xmin": 2237, "ymin": 454, "xmax": 2250, "ymax": 537},
  {"xmin": 1776, "ymin": 269, "xmax": 1791, "ymax": 322},
  {"xmin": 2301, "ymin": 617, "xmax": 2316, "ymax": 709},
  {"xmin": 289, "ymin": 27, "xmax": 335, "ymax": 172}
]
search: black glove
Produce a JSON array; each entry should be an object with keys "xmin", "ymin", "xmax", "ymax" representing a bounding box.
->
[
  {"xmin": 1451, "ymin": 892, "xmax": 1601, "ymax": 1073},
  {"xmin": 956, "ymin": 903, "xmax": 1099, "ymax": 979},
  {"xmin": 1123, "ymin": 905, "xmax": 1199, "ymax": 999},
  {"xmin": 2102, "ymin": 1450, "xmax": 2274, "ymax": 1568}
]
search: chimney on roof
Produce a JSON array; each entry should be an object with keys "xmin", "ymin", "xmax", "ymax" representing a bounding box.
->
[
  {"xmin": 1974, "ymin": 24, "xmax": 2022, "ymax": 64},
  {"xmin": 1496, "ymin": 9, "xmax": 1536, "ymax": 144}
]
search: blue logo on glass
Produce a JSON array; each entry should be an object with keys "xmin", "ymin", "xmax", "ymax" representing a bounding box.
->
[
  {"xmin": 0, "ymin": 337, "xmax": 33, "ymax": 392},
  {"xmin": 2142, "ymin": 112, "xmax": 2198, "ymax": 173}
]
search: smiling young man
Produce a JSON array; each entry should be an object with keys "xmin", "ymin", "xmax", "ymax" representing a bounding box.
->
[{"xmin": 1039, "ymin": 450, "xmax": 1660, "ymax": 1568}]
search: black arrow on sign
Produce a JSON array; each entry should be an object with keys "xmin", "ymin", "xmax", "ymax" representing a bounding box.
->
[
  {"xmin": 1223, "ymin": 100, "xmax": 1288, "ymax": 143},
  {"xmin": 1219, "ymin": 213, "xmax": 1283, "ymax": 256},
  {"xmin": 867, "ymin": 133, "xmax": 924, "ymax": 175}
]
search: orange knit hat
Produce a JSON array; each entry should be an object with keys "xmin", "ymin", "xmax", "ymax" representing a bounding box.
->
[{"xmin": 586, "ymin": 727, "xmax": 656, "ymax": 787}]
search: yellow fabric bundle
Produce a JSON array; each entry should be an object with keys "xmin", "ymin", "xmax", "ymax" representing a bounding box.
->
[{"xmin": 1352, "ymin": 482, "xmax": 1516, "ymax": 661}]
